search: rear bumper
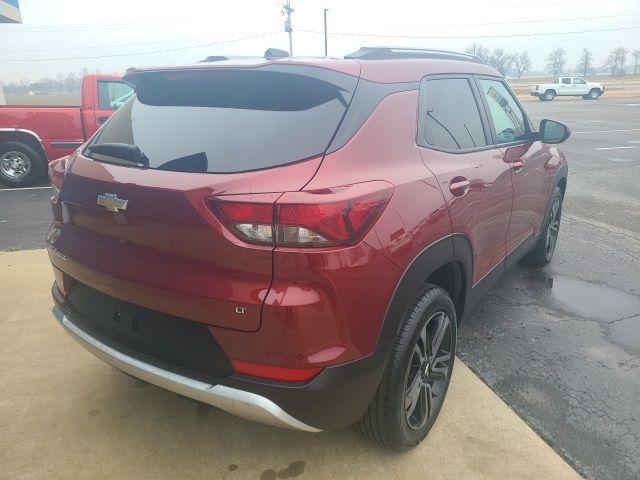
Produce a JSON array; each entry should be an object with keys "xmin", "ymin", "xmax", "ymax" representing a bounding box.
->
[
  {"xmin": 530, "ymin": 91, "xmax": 539, "ymax": 96},
  {"xmin": 53, "ymin": 305, "xmax": 321, "ymax": 432},
  {"xmin": 52, "ymin": 287, "xmax": 390, "ymax": 431}
]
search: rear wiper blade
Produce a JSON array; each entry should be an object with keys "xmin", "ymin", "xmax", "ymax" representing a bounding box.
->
[{"xmin": 87, "ymin": 143, "xmax": 149, "ymax": 167}]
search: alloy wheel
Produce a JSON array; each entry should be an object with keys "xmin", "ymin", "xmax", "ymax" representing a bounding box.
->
[
  {"xmin": 404, "ymin": 311, "xmax": 453, "ymax": 430},
  {"xmin": 545, "ymin": 197, "xmax": 561, "ymax": 260},
  {"xmin": 0, "ymin": 151, "xmax": 32, "ymax": 180}
]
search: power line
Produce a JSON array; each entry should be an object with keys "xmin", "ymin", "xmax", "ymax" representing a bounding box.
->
[
  {"xmin": 0, "ymin": 32, "xmax": 281, "ymax": 62},
  {"xmin": 371, "ymin": 11, "xmax": 640, "ymax": 29},
  {"xmin": 1, "ymin": 33, "xmax": 247, "ymax": 53},
  {"xmin": 0, "ymin": 20, "xmax": 177, "ymax": 33},
  {"xmin": 298, "ymin": 24, "xmax": 640, "ymax": 40},
  {"xmin": 5, "ymin": 10, "xmax": 636, "ymax": 55}
]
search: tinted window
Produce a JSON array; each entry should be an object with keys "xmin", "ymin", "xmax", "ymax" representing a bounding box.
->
[
  {"xmin": 478, "ymin": 79, "xmax": 528, "ymax": 144},
  {"xmin": 88, "ymin": 67, "xmax": 356, "ymax": 173},
  {"xmin": 422, "ymin": 78, "xmax": 486, "ymax": 150},
  {"xmin": 562, "ymin": 78, "xmax": 571, "ymax": 84},
  {"xmin": 97, "ymin": 81, "xmax": 134, "ymax": 110}
]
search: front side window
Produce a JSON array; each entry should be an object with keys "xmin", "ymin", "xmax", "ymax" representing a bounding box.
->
[
  {"xmin": 422, "ymin": 78, "xmax": 486, "ymax": 151},
  {"xmin": 98, "ymin": 81, "xmax": 134, "ymax": 110},
  {"xmin": 478, "ymin": 79, "xmax": 528, "ymax": 144},
  {"xmin": 573, "ymin": 78, "xmax": 586, "ymax": 85}
]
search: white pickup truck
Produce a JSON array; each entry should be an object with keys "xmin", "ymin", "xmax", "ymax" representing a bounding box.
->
[{"xmin": 531, "ymin": 76, "xmax": 605, "ymax": 101}]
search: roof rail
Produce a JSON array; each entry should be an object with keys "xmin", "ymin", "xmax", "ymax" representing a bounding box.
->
[{"xmin": 344, "ymin": 47, "xmax": 485, "ymax": 64}]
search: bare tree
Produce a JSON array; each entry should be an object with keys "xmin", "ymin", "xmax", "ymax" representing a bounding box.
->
[
  {"xmin": 618, "ymin": 47, "xmax": 629, "ymax": 75},
  {"xmin": 577, "ymin": 49, "xmax": 593, "ymax": 77},
  {"xmin": 604, "ymin": 47, "xmax": 630, "ymax": 76},
  {"xmin": 633, "ymin": 49, "xmax": 640, "ymax": 76},
  {"xmin": 545, "ymin": 48, "xmax": 567, "ymax": 78},
  {"xmin": 511, "ymin": 51, "xmax": 531, "ymax": 79},
  {"xmin": 489, "ymin": 48, "xmax": 512, "ymax": 76},
  {"xmin": 465, "ymin": 42, "xmax": 490, "ymax": 63}
]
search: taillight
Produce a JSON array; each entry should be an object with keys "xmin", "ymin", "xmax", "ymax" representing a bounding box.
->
[
  {"xmin": 208, "ymin": 182, "xmax": 393, "ymax": 247},
  {"xmin": 48, "ymin": 156, "xmax": 68, "ymax": 197},
  {"xmin": 231, "ymin": 359, "xmax": 323, "ymax": 382},
  {"xmin": 534, "ymin": 85, "xmax": 539, "ymax": 91}
]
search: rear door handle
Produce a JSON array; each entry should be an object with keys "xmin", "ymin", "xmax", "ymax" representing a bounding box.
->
[{"xmin": 449, "ymin": 177, "xmax": 470, "ymax": 197}]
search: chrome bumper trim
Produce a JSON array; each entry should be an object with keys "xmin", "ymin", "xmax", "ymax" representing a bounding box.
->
[{"xmin": 53, "ymin": 306, "xmax": 321, "ymax": 433}]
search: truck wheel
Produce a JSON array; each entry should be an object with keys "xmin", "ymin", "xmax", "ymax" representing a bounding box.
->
[
  {"xmin": 581, "ymin": 95, "xmax": 590, "ymax": 100},
  {"xmin": 588, "ymin": 88, "xmax": 601, "ymax": 100},
  {"xmin": 544, "ymin": 90, "xmax": 555, "ymax": 101},
  {"xmin": 538, "ymin": 95, "xmax": 546, "ymax": 101},
  {"xmin": 521, "ymin": 186, "xmax": 563, "ymax": 267},
  {"xmin": 0, "ymin": 141, "xmax": 46, "ymax": 187},
  {"xmin": 358, "ymin": 284, "xmax": 456, "ymax": 451}
]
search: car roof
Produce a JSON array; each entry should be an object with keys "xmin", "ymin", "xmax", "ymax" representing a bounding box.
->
[{"xmin": 126, "ymin": 51, "xmax": 501, "ymax": 84}]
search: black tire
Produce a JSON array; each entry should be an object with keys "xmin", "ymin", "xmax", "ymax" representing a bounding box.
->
[
  {"xmin": 358, "ymin": 284, "xmax": 457, "ymax": 451},
  {"xmin": 588, "ymin": 88, "xmax": 601, "ymax": 100},
  {"xmin": 544, "ymin": 90, "xmax": 555, "ymax": 101},
  {"xmin": 582, "ymin": 95, "xmax": 590, "ymax": 100},
  {"xmin": 538, "ymin": 95, "xmax": 546, "ymax": 101},
  {"xmin": 521, "ymin": 186, "xmax": 563, "ymax": 267},
  {"xmin": 0, "ymin": 141, "xmax": 46, "ymax": 187}
]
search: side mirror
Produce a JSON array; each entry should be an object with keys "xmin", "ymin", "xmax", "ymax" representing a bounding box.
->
[{"xmin": 537, "ymin": 119, "xmax": 571, "ymax": 144}]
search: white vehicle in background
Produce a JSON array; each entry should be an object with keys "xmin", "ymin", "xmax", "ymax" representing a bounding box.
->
[{"xmin": 531, "ymin": 77, "xmax": 605, "ymax": 101}]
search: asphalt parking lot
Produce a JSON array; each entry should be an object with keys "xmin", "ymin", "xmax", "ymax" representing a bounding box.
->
[
  {"xmin": 1, "ymin": 96, "xmax": 638, "ymax": 479},
  {"xmin": 458, "ymin": 97, "xmax": 640, "ymax": 480}
]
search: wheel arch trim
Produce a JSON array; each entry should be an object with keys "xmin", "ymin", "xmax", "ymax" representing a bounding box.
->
[
  {"xmin": 376, "ymin": 234, "xmax": 473, "ymax": 345},
  {"xmin": 0, "ymin": 128, "xmax": 48, "ymax": 161}
]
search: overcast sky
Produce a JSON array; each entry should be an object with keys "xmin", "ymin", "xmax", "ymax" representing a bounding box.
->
[{"xmin": 1, "ymin": 0, "xmax": 639, "ymax": 83}]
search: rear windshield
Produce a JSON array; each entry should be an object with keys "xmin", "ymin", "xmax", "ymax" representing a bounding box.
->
[{"xmin": 86, "ymin": 66, "xmax": 357, "ymax": 173}]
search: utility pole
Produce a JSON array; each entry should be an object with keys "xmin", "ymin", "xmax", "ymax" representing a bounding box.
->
[
  {"xmin": 324, "ymin": 9, "xmax": 329, "ymax": 57},
  {"xmin": 283, "ymin": 1, "xmax": 294, "ymax": 56}
]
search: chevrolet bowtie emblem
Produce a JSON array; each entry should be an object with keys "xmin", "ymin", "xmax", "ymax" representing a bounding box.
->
[{"xmin": 97, "ymin": 193, "xmax": 128, "ymax": 212}]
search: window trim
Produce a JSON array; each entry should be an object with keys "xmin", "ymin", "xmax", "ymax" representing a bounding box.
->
[
  {"xmin": 416, "ymin": 73, "xmax": 495, "ymax": 154},
  {"xmin": 473, "ymin": 75, "xmax": 534, "ymax": 149},
  {"xmin": 97, "ymin": 79, "xmax": 134, "ymax": 111}
]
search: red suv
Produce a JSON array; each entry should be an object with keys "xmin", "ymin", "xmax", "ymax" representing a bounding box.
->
[{"xmin": 48, "ymin": 47, "xmax": 569, "ymax": 450}]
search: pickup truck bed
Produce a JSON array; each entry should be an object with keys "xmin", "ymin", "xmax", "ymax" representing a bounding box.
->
[{"xmin": 0, "ymin": 74, "xmax": 132, "ymax": 187}]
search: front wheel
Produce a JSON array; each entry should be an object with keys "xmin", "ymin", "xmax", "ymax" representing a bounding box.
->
[
  {"xmin": 589, "ymin": 88, "xmax": 601, "ymax": 100},
  {"xmin": 358, "ymin": 285, "xmax": 456, "ymax": 451},
  {"xmin": 521, "ymin": 186, "xmax": 563, "ymax": 267}
]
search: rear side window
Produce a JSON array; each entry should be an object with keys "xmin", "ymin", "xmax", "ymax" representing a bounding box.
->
[
  {"xmin": 97, "ymin": 80, "xmax": 134, "ymax": 110},
  {"xmin": 87, "ymin": 67, "xmax": 357, "ymax": 173},
  {"xmin": 562, "ymin": 78, "xmax": 572, "ymax": 84},
  {"xmin": 421, "ymin": 78, "xmax": 487, "ymax": 151}
]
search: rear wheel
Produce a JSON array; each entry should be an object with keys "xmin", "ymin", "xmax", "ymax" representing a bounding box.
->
[
  {"xmin": 544, "ymin": 90, "xmax": 555, "ymax": 101},
  {"xmin": 358, "ymin": 284, "xmax": 456, "ymax": 451},
  {"xmin": 0, "ymin": 141, "xmax": 46, "ymax": 187},
  {"xmin": 521, "ymin": 186, "xmax": 563, "ymax": 267},
  {"xmin": 538, "ymin": 95, "xmax": 546, "ymax": 101}
]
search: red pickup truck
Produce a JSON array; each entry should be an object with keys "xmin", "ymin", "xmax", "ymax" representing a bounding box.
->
[{"xmin": 0, "ymin": 74, "xmax": 133, "ymax": 187}]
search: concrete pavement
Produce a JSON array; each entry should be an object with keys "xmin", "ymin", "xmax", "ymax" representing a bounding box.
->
[{"xmin": 0, "ymin": 249, "xmax": 581, "ymax": 480}]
